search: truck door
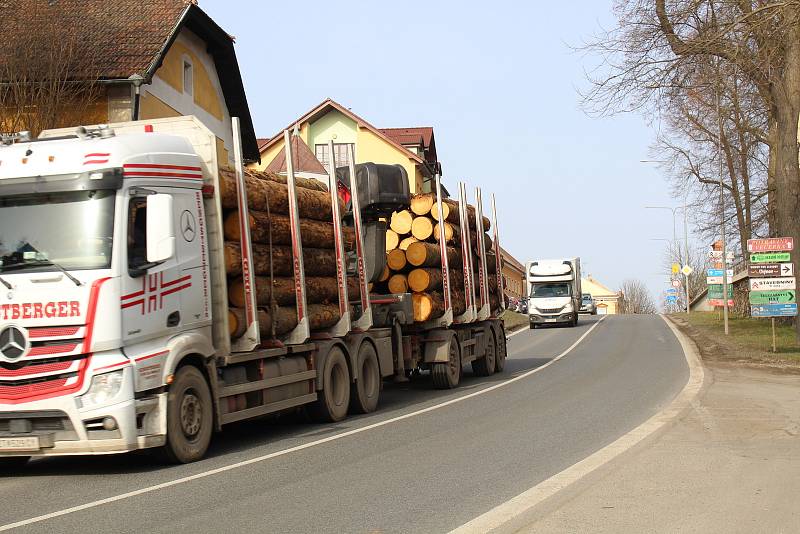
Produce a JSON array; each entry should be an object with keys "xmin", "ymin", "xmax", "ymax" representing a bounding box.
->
[{"xmin": 121, "ymin": 190, "xmax": 187, "ymax": 344}]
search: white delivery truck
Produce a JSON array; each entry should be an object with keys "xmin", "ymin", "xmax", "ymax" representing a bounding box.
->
[
  {"xmin": 525, "ymin": 258, "xmax": 581, "ymax": 328},
  {"xmin": 0, "ymin": 117, "xmax": 507, "ymax": 466}
]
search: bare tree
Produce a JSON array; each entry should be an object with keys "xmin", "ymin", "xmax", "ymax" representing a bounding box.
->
[
  {"xmin": 620, "ymin": 279, "xmax": 658, "ymax": 314},
  {"xmin": 0, "ymin": 3, "xmax": 102, "ymax": 136},
  {"xmin": 660, "ymin": 242, "xmax": 710, "ymax": 311}
]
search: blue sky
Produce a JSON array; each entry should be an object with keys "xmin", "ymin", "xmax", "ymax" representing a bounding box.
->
[{"xmin": 201, "ymin": 0, "xmax": 678, "ymax": 298}]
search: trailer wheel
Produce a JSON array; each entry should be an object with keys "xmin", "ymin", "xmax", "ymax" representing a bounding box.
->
[
  {"xmin": 0, "ymin": 457, "xmax": 30, "ymax": 471},
  {"xmin": 350, "ymin": 343, "xmax": 380, "ymax": 414},
  {"xmin": 162, "ymin": 365, "xmax": 213, "ymax": 464},
  {"xmin": 495, "ymin": 330, "xmax": 507, "ymax": 373},
  {"xmin": 310, "ymin": 347, "xmax": 350, "ymax": 423},
  {"xmin": 432, "ymin": 337, "xmax": 461, "ymax": 389},
  {"xmin": 471, "ymin": 331, "xmax": 496, "ymax": 377}
]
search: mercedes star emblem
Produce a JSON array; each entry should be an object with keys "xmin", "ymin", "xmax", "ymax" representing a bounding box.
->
[
  {"xmin": 0, "ymin": 325, "xmax": 28, "ymax": 361},
  {"xmin": 180, "ymin": 210, "xmax": 197, "ymax": 242}
]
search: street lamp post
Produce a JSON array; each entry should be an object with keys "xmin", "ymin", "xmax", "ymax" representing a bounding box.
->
[{"xmin": 646, "ymin": 204, "xmax": 690, "ymax": 314}]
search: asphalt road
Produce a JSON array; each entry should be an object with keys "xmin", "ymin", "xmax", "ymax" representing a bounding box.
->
[{"xmin": 0, "ymin": 314, "xmax": 689, "ymax": 533}]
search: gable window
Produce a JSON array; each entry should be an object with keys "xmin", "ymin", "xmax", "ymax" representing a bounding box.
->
[
  {"xmin": 183, "ymin": 60, "xmax": 193, "ymax": 96},
  {"xmin": 315, "ymin": 143, "xmax": 354, "ymax": 173}
]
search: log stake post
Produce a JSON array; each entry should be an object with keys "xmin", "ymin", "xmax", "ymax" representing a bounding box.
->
[
  {"xmin": 348, "ymin": 144, "xmax": 373, "ymax": 331},
  {"xmin": 230, "ymin": 117, "xmax": 261, "ymax": 352},
  {"xmin": 425, "ymin": 174, "xmax": 453, "ymax": 328},
  {"xmin": 282, "ymin": 130, "xmax": 310, "ymax": 344},
  {"xmin": 324, "ymin": 140, "xmax": 352, "ymax": 337},
  {"xmin": 475, "ymin": 187, "xmax": 490, "ymax": 321},
  {"xmin": 491, "ymin": 193, "xmax": 505, "ymax": 314},
  {"xmin": 455, "ymin": 181, "xmax": 476, "ymax": 323}
]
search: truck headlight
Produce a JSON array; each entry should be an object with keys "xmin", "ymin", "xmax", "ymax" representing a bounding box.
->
[{"xmin": 79, "ymin": 370, "xmax": 124, "ymax": 408}]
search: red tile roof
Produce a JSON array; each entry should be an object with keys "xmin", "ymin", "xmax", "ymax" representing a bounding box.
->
[
  {"xmin": 265, "ymin": 134, "xmax": 328, "ymax": 175},
  {"xmin": 500, "ymin": 246, "xmax": 525, "ymax": 273},
  {"xmin": 379, "ymin": 127, "xmax": 434, "ymax": 148}
]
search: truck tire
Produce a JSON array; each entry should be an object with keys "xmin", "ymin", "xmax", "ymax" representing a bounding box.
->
[
  {"xmin": 350, "ymin": 343, "xmax": 380, "ymax": 414},
  {"xmin": 471, "ymin": 331, "xmax": 496, "ymax": 377},
  {"xmin": 494, "ymin": 330, "xmax": 507, "ymax": 373},
  {"xmin": 162, "ymin": 365, "xmax": 213, "ymax": 464},
  {"xmin": 0, "ymin": 457, "xmax": 30, "ymax": 471},
  {"xmin": 432, "ymin": 337, "xmax": 461, "ymax": 389},
  {"xmin": 309, "ymin": 347, "xmax": 350, "ymax": 423}
]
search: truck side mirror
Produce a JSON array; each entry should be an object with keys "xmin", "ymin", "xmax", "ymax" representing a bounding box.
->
[{"xmin": 146, "ymin": 194, "xmax": 175, "ymax": 263}]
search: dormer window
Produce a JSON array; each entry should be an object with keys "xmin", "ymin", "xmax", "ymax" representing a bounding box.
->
[{"xmin": 183, "ymin": 60, "xmax": 193, "ymax": 96}]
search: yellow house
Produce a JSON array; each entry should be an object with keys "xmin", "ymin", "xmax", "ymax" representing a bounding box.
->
[
  {"xmin": 0, "ymin": 0, "xmax": 258, "ymax": 165},
  {"xmin": 499, "ymin": 246, "xmax": 525, "ymax": 300},
  {"xmin": 253, "ymin": 99, "xmax": 441, "ymax": 194},
  {"xmin": 581, "ymin": 276, "xmax": 622, "ymax": 315}
]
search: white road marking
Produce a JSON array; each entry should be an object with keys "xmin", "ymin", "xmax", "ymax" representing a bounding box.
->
[
  {"xmin": 449, "ymin": 315, "xmax": 705, "ymax": 534},
  {"xmin": 0, "ymin": 317, "xmax": 606, "ymax": 532}
]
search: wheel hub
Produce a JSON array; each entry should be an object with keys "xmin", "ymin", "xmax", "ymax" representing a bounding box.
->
[{"xmin": 180, "ymin": 391, "xmax": 202, "ymax": 438}]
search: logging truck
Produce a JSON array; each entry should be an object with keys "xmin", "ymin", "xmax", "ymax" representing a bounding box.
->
[{"xmin": 0, "ymin": 116, "xmax": 506, "ymax": 466}]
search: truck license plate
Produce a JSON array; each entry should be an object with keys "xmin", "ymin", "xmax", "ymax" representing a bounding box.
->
[
  {"xmin": 0, "ymin": 436, "xmax": 40, "ymax": 451},
  {"xmin": 545, "ymin": 318, "xmax": 557, "ymax": 323}
]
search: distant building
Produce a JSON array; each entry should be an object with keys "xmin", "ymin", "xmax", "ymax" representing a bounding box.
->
[
  {"xmin": 581, "ymin": 276, "xmax": 622, "ymax": 315},
  {"xmin": 0, "ymin": 0, "xmax": 258, "ymax": 166},
  {"xmin": 253, "ymin": 99, "xmax": 442, "ymax": 194},
  {"xmin": 500, "ymin": 246, "xmax": 525, "ymax": 300}
]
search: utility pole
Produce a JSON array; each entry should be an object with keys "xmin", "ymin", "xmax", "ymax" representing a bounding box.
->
[
  {"xmin": 716, "ymin": 58, "xmax": 730, "ymax": 335},
  {"xmin": 683, "ymin": 191, "xmax": 689, "ymax": 314}
]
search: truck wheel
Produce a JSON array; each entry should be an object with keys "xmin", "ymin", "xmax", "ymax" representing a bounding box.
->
[
  {"xmin": 350, "ymin": 343, "xmax": 380, "ymax": 414},
  {"xmin": 310, "ymin": 347, "xmax": 350, "ymax": 423},
  {"xmin": 432, "ymin": 337, "xmax": 461, "ymax": 389},
  {"xmin": 0, "ymin": 457, "xmax": 30, "ymax": 471},
  {"xmin": 494, "ymin": 331, "xmax": 507, "ymax": 373},
  {"xmin": 471, "ymin": 331, "xmax": 496, "ymax": 377},
  {"xmin": 162, "ymin": 365, "xmax": 213, "ymax": 464}
]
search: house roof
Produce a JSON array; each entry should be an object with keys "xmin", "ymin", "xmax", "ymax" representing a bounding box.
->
[
  {"xmin": 258, "ymin": 99, "xmax": 425, "ymax": 167},
  {"xmin": 499, "ymin": 246, "xmax": 525, "ymax": 273},
  {"xmin": 264, "ymin": 134, "xmax": 328, "ymax": 175},
  {"xmin": 379, "ymin": 127, "xmax": 434, "ymax": 148},
  {"xmin": 0, "ymin": 0, "xmax": 258, "ymax": 160},
  {"xmin": 582, "ymin": 276, "xmax": 618, "ymax": 297}
]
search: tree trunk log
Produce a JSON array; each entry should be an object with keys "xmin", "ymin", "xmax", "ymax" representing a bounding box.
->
[
  {"xmin": 229, "ymin": 276, "xmax": 359, "ymax": 308},
  {"xmin": 387, "ymin": 248, "xmax": 407, "ymax": 271},
  {"xmin": 390, "ymin": 210, "xmax": 413, "ymax": 235},
  {"xmin": 229, "ymin": 303, "xmax": 341, "ymax": 339},
  {"xmin": 224, "ymin": 210, "xmax": 355, "ymax": 249},
  {"xmin": 433, "ymin": 221, "xmax": 457, "ymax": 243},
  {"xmin": 408, "ymin": 268, "xmax": 443, "ymax": 292},
  {"xmin": 224, "ymin": 242, "xmax": 338, "ymax": 277},
  {"xmin": 388, "ymin": 273, "xmax": 408, "ymax": 294},
  {"xmin": 405, "ymin": 241, "xmax": 461, "ymax": 267},
  {"xmin": 385, "ymin": 229, "xmax": 399, "ymax": 251},
  {"xmin": 411, "ymin": 216, "xmax": 434, "ymax": 241},
  {"xmin": 378, "ymin": 264, "xmax": 391, "ymax": 282},
  {"xmin": 431, "ymin": 198, "xmax": 491, "ymax": 230},
  {"xmin": 410, "ymin": 193, "xmax": 435, "ymax": 215},
  {"xmin": 399, "ymin": 236, "xmax": 418, "ymax": 250},
  {"xmin": 411, "ymin": 291, "xmax": 467, "ymax": 322}
]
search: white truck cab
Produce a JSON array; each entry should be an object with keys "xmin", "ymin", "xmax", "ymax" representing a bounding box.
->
[{"xmin": 526, "ymin": 258, "xmax": 581, "ymax": 328}]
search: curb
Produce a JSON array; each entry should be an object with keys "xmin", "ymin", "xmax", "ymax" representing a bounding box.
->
[{"xmin": 449, "ymin": 314, "xmax": 708, "ymax": 534}]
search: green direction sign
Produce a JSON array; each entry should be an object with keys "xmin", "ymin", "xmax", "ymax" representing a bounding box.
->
[
  {"xmin": 708, "ymin": 284, "xmax": 733, "ymax": 298},
  {"xmin": 750, "ymin": 252, "xmax": 791, "ymax": 263},
  {"xmin": 749, "ymin": 290, "xmax": 796, "ymax": 304}
]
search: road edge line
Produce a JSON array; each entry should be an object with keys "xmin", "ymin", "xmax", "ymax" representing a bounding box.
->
[
  {"xmin": 449, "ymin": 314, "xmax": 707, "ymax": 534},
  {"xmin": 0, "ymin": 319, "xmax": 607, "ymax": 532}
]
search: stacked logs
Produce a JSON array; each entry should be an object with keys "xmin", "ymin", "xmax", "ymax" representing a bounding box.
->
[
  {"xmin": 223, "ymin": 169, "xmax": 355, "ymax": 339},
  {"xmin": 381, "ymin": 192, "xmax": 501, "ymax": 322}
]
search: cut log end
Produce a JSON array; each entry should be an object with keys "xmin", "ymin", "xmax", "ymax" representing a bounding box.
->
[
  {"xmin": 410, "ymin": 193, "xmax": 435, "ymax": 216},
  {"xmin": 385, "ymin": 229, "xmax": 400, "ymax": 251},
  {"xmin": 386, "ymin": 248, "xmax": 407, "ymax": 271},
  {"xmin": 390, "ymin": 210, "xmax": 414, "ymax": 235},
  {"xmin": 411, "ymin": 216, "xmax": 434, "ymax": 241},
  {"xmin": 388, "ymin": 273, "xmax": 408, "ymax": 294}
]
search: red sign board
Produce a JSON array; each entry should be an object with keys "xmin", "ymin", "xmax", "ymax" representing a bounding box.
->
[
  {"xmin": 708, "ymin": 298, "xmax": 734, "ymax": 307},
  {"xmin": 747, "ymin": 237, "xmax": 794, "ymax": 253}
]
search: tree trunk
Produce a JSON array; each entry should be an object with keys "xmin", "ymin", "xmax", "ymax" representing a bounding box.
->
[
  {"xmin": 378, "ymin": 264, "xmax": 391, "ymax": 282},
  {"xmin": 390, "ymin": 210, "xmax": 413, "ymax": 235},
  {"xmin": 410, "ymin": 193, "xmax": 434, "ymax": 215},
  {"xmin": 388, "ymin": 273, "xmax": 408, "ymax": 294},
  {"xmin": 251, "ymin": 169, "xmax": 329, "ymax": 191},
  {"xmin": 398, "ymin": 236, "xmax": 418, "ymax": 250},
  {"xmin": 224, "ymin": 210, "xmax": 355, "ymax": 249},
  {"xmin": 219, "ymin": 170, "xmax": 340, "ymax": 221},
  {"xmin": 385, "ymin": 229, "xmax": 399, "ymax": 251},
  {"xmin": 411, "ymin": 216, "xmax": 434, "ymax": 241},
  {"xmin": 229, "ymin": 303, "xmax": 342, "ymax": 339},
  {"xmin": 387, "ymin": 248, "xmax": 407, "ymax": 271},
  {"xmin": 405, "ymin": 241, "xmax": 461, "ymax": 267},
  {"xmin": 412, "ymin": 291, "xmax": 466, "ymax": 321},
  {"xmin": 224, "ymin": 242, "xmax": 337, "ymax": 277},
  {"xmin": 408, "ymin": 268, "xmax": 443, "ymax": 292},
  {"xmin": 229, "ymin": 276, "xmax": 359, "ymax": 307},
  {"xmin": 433, "ymin": 221, "xmax": 456, "ymax": 243},
  {"xmin": 430, "ymin": 198, "xmax": 491, "ymax": 230}
]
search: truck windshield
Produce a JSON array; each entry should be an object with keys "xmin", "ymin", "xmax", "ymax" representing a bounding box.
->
[
  {"xmin": 0, "ymin": 190, "xmax": 115, "ymax": 273},
  {"xmin": 531, "ymin": 282, "xmax": 571, "ymax": 298}
]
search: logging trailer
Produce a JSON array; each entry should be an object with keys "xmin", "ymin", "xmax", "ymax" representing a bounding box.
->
[{"xmin": 0, "ymin": 116, "xmax": 507, "ymax": 465}]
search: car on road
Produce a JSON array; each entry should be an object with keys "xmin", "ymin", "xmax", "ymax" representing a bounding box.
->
[{"xmin": 579, "ymin": 293, "xmax": 597, "ymax": 315}]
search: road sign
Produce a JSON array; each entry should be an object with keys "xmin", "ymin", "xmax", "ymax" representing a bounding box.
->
[
  {"xmin": 681, "ymin": 265, "xmax": 693, "ymax": 276},
  {"xmin": 666, "ymin": 287, "xmax": 678, "ymax": 294},
  {"xmin": 747, "ymin": 237, "xmax": 794, "ymax": 253},
  {"xmin": 665, "ymin": 295, "xmax": 678, "ymax": 303},
  {"xmin": 709, "ymin": 298, "xmax": 735, "ymax": 307},
  {"xmin": 708, "ymin": 250, "xmax": 735, "ymax": 260},
  {"xmin": 707, "ymin": 276, "xmax": 724, "ymax": 284},
  {"xmin": 707, "ymin": 268, "xmax": 734, "ymax": 277},
  {"xmin": 751, "ymin": 303, "xmax": 798, "ymax": 317},
  {"xmin": 749, "ymin": 290, "xmax": 796, "ymax": 304},
  {"xmin": 671, "ymin": 263, "xmax": 680, "ymax": 275},
  {"xmin": 671, "ymin": 280, "xmax": 681, "ymax": 288},
  {"xmin": 708, "ymin": 284, "xmax": 733, "ymax": 298},
  {"xmin": 748, "ymin": 263, "xmax": 794, "ymax": 277},
  {"xmin": 750, "ymin": 252, "xmax": 791, "ymax": 263},
  {"xmin": 749, "ymin": 277, "xmax": 796, "ymax": 291}
]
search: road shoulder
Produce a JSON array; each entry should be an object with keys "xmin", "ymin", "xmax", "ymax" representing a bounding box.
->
[{"xmin": 524, "ymin": 323, "xmax": 800, "ymax": 533}]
